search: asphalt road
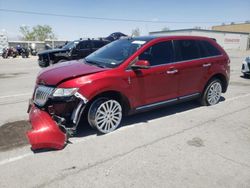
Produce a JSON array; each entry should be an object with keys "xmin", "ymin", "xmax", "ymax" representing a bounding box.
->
[
  {"xmin": 0, "ymin": 50, "xmax": 249, "ymax": 188},
  {"xmin": 0, "ymin": 56, "xmax": 39, "ymax": 125}
]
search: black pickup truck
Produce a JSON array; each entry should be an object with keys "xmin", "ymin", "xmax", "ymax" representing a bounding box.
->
[{"xmin": 38, "ymin": 39, "xmax": 110, "ymax": 67}]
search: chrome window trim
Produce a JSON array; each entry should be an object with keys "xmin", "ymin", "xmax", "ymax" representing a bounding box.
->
[{"xmin": 126, "ymin": 54, "xmax": 223, "ymax": 71}]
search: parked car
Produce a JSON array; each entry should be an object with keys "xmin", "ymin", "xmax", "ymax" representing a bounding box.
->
[
  {"xmin": 105, "ymin": 32, "xmax": 127, "ymax": 41},
  {"xmin": 27, "ymin": 36, "xmax": 230, "ymax": 150},
  {"xmin": 241, "ymin": 56, "xmax": 250, "ymax": 77},
  {"xmin": 38, "ymin": 39, "xmax": 110, "ymax": 67}
]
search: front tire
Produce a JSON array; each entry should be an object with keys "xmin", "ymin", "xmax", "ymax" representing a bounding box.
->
[
  {"xmin": 201, "ymin": 79, "xmax": 222, "ymax": 106},
  {"xmin": 88, "ymin": 98, "xmax": 122, "ymax": 134}
]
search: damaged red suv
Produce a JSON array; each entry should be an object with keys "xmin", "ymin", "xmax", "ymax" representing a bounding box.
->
[{"xmin": 27, "ymin": 36, "xmax": 230, "ymax": 150}]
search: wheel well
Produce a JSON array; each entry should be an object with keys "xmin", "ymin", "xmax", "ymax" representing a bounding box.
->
[
  {"xmin": 56, "ymin": 58, "xmax": 68, "ymax": 63},
  {"xmin": 205, "ymin": 74, "xmax": 228, "ymax": 93},
  {"xmin": 85, "ymin": 91, "xmax": 131, "ymax": 116}
]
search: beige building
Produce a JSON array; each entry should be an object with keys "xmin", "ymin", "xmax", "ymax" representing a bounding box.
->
[
  {"xmin": 212, "ymin": 23, "xmax": 250, "ymax": 33},
  {"xmin": 149, "ymin": 29, "xmax": 250, "ymax": 50}
]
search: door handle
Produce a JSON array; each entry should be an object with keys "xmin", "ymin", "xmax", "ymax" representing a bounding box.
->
[
  {"xmin": 203, "ymin": 63, "xmax": 211, "ymax": 67},
  {"xmin": 166, "ymin": 69, "xmax": 178, "ymax": 74}
]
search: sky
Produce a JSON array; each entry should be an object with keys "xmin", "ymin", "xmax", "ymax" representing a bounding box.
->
[{"xmin": 0, "ymin": 0, "xmax": 249, "ymax": 40}]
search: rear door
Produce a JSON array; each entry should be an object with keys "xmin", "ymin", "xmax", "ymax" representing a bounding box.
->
[{"xmin": 173, "ymin": 40, "xmax": 207, "ymax": 96}]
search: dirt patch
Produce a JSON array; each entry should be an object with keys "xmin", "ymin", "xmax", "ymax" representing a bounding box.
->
[
  {"xmin": 187, "ymin": 137, "xmax": 204, "ymax": 147},
  {"xmin": 0, "ymin": 72, "xmax": 27, "ymax": 79},
  {"xmin": 0, "ymin": 120, "xmax": 31, "ymax": 152}
]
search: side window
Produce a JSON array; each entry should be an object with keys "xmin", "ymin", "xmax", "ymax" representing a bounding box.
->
[
  {"xmin": 78, "ymin": 41, "xmax": 91, "ymax": 50},
  {"xmin": 201, "ymin": 41, "xmax": 221, "ymax": 57},
  {"xmin": 93, "ymin": 41, "xmax": 105, "ymax": 48},
  {"xmin": 197, "ymin": 41, "xmax": 209, "ymax": 58},
  {"xmin": 139, "ymin": 41, "xmax": 174, "ymax": 66},
  {"xmin": 174, "ymin": 40, "xmax": 200, "ymax": 61}
]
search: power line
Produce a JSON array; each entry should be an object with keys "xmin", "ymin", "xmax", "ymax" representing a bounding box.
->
[{"xmin": 0, "ymin": 8, "xmax": 244, "ymax": 24}]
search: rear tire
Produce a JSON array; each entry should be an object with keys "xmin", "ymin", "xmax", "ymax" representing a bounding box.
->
[
  {"xmin": 243, "ymin": 73, "xmax": 250, "ymax": 78},
  {"xmin": 200, "ymin": 79, "xmax": 222, "ymax": 106},
  {"xmin": 88, "ymin": 98, "xmax": 122, "ymax": 134}
]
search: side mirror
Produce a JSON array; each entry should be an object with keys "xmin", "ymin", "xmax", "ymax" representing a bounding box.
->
[{"xmin": 131, "ymin": 60, "xmax": 150, "ymax": 70}]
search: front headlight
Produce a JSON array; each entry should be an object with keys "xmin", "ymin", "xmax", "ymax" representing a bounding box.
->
[{"xmin": 52, "ymin": 88, "xmax": 78, "ymax": 97}]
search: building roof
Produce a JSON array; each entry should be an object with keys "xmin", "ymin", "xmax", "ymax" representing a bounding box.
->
[
  {"xmin": 212, "ymin": 22, "xmax": 250, "ymax": 27},
  {"xmin": 149, "ymin": 29, "xmax": 250, "ymax": 35}
]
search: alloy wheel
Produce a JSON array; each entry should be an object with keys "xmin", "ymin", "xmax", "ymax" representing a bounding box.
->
[
  {"xmin": 207, "ymin": 82, "xmax": 222, "ymax": 105},
  {"xmin": 93, "ymin": 100, "xmax": 122, "ymax": 133}
]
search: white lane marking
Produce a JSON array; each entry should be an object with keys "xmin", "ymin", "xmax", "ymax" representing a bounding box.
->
[
  {"xmin": 0, "ymin": 93, "xmax": 31, "ymax": 99},
  {"xmin": 225, "ymin": 93, "xmax": 250, "ymax": 102},
  {"xmin": 0, "ymin": 153, "xmax": 32, "ymax": 166},
  {"xmin": 0, "ymin": 92, "xmax": 250, "ymax": 166}
]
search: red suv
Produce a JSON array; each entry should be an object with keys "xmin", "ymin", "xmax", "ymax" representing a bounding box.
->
[{"xmin": 27, "ymin": 36, "xmax": 230, "ymax": 150}]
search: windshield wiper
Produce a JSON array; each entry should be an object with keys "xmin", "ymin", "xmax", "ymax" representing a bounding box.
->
[{"xmin": 84, "ymin": 59, "xmax": 106, "ymax": 68}]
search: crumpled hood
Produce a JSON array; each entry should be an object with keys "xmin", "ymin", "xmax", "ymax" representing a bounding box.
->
[{"xmin": 37, "ymin": 59, "xmax": 109, "ymax": 85}]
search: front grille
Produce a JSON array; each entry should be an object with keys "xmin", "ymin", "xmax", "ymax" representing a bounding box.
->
[
  {"xmin": 34, "ymin": 86, "xmax": 54, "ymax": 106},
  {"xmin": 38, "ymin": 54, "xmax": 50, "ymax": 63}
]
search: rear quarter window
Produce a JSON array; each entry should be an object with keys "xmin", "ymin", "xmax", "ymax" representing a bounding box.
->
[{"xmin": 199, "ymin": 40, "xmax": 222, "ymax": 57}]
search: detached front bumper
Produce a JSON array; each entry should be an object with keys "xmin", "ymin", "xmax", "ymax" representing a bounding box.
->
[
  {"xmin": 27, "ymin": 104, "xmax": 67, "ymax": 150},
  {"xmin": 26, "ymin": 90, "xmax": 88, "ymax": 150}
]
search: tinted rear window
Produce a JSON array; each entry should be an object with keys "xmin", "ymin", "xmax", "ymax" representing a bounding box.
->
[
  {"xmin": 174, "ymin": 40, "xmax": 200, "ymax": 61},
  {"xmin": 200, "ymin": 40, "xmax": 221, "ymax": 57}
]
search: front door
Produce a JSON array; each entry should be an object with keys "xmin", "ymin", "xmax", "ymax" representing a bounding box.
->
[
  {"xmin": 129, "ymin": 41, "xmax": 179, "ymax": 106},
  {"xmin": 72, "ymin": 41, "xmax": 92, "ymax": 59}
]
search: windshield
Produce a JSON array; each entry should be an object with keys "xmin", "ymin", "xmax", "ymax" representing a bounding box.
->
[
  {"xmin": 63, "ymin": 41, "xmax": 79, "ymax": 49},
  {"xmin": 85, "ymin": 38, "xmax": 147, "ymax": 68}
]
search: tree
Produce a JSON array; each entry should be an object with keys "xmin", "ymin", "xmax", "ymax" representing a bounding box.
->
[
  {"xmin": 19, "ymin": 26, "xmax": 35, "ymax": 41},
  {"xmin": 19, "ymin": 25, "xmax": 56, "ymax": 41},
  {"xmin": 131, "ymin": 28, "xmax": 140, "ymax": 37}
]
